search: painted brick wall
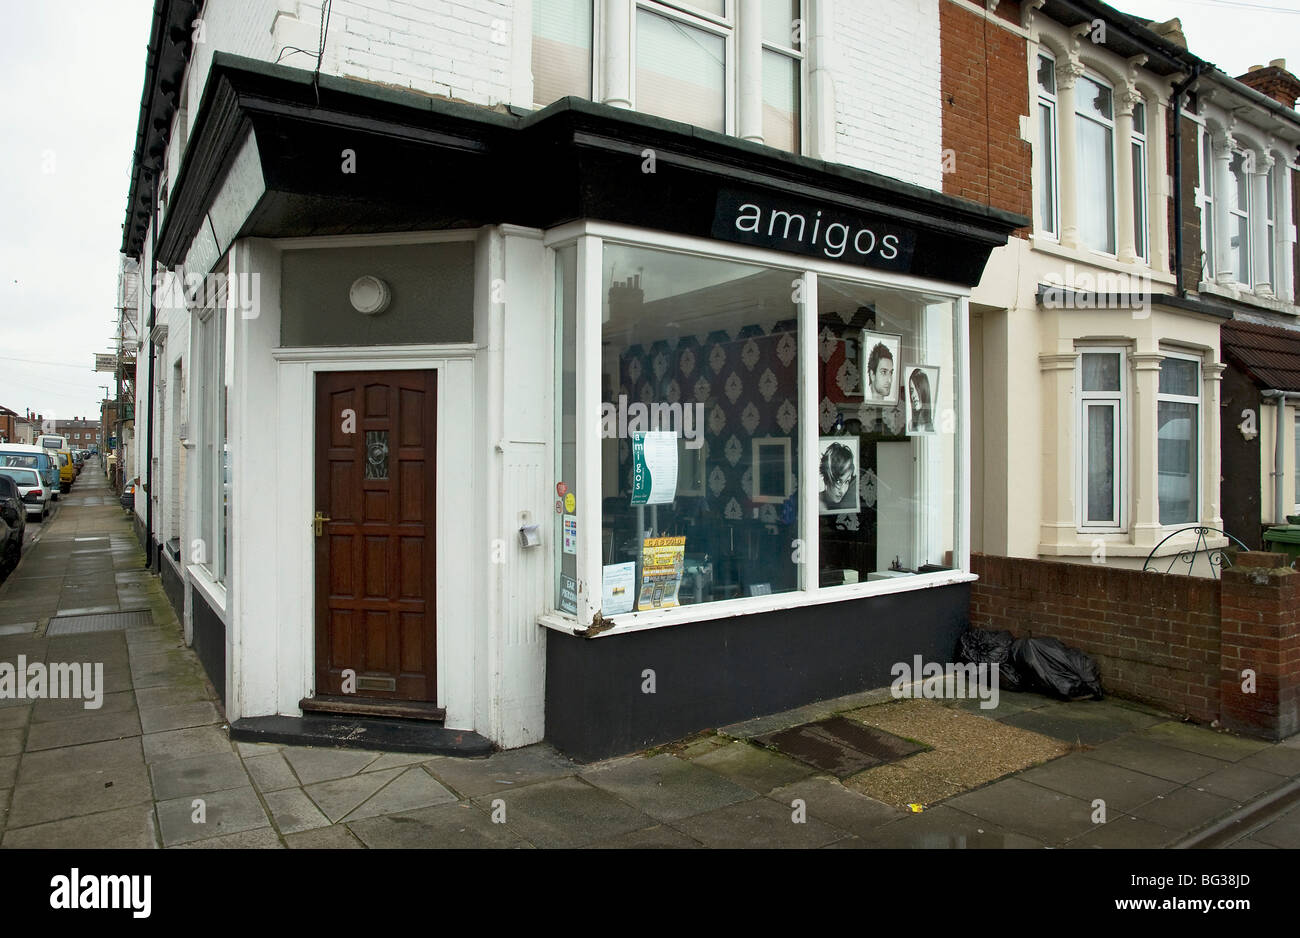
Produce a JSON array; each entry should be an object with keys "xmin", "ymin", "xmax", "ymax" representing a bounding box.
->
[
  {"xmin": 972, "ymin": 552, "xmax": 1300, "ymax": 739},
  {"xmin": 938, "ymin": 0, "xmax": 1031, "ymax": 232},
  {"xmin": 833, "ymin": 0, "xmax": 943, "ymax": 190}
]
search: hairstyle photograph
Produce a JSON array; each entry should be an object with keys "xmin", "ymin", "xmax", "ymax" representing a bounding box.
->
[
  {"xmin": 817, "ymin": 436, "xmax": 860, "ymax": 515},
  {"xmin": 904, "ymin": 365, "xmax": 939, "ymax": 436},
  {"xmin": 861, "ymin": 331, "xmax": 901, "ymax": 405}
]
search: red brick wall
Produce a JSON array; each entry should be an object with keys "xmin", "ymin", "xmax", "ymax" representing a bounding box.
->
[
  {"xmin": 971, "ymin": 554, "xmax": 1222, "ymax": 723},
  {"xmin": 939, "ymin": 1, "xmax": 1032, "ymax": 236},
  {"xmin": 972, "ymin": 552, "xmax": 1300, "ymax": 739}
]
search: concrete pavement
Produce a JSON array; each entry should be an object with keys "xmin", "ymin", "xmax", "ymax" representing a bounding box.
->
[{"xmin": 1, "ymin": 460, "xmax": 1299, "ymax": 848}]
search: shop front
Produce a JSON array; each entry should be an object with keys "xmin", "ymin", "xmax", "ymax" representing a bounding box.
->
[{"xmin": 145, "ymin": 55, "xmax": 1023, "ymax": 759}]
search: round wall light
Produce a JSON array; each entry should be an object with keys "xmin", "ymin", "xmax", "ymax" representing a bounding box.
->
[{"xmin": 349, "ymin": 275, "xmax": 391, "ymax": 315}]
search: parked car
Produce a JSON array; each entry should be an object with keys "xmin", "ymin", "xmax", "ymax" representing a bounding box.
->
[
  {"xmin": 0, "ymin": 475, "xmax": 26, "ymax": 572},
  {"xmin": 0, "ymin": 444, "xmax": 60, "ymax": 502},
  {"xmin": 0, "ymin": 466, "xmax": 51, "ymax": 520},
  {"xmin": 121, "ymin": 481, "xmax": 136, "ymax": 511},
  {"xmin": 55, "ymin": 450, "xmax": 74, "ymax": 492}
]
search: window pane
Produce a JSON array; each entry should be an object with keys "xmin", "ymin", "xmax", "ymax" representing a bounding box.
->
[
  {"xmin": 1158, "ymin": 401, "xmax": 1197, "ymax": 524},
  {"xmin": 1132, "ymin": 100, "xmax": 1145, "ymax": 135},
  {"xmin": 532, "ymin": 0, "xmax": 592, "ymax": 105},
  {"xmin": 555, "ymin": 245, "xmax": 578, "ymax": 615},
  {"xmin": 1039, "ymin": 102, "xmax": 1056, "ymax": 234},
  {"xmin": 1159, "ymin": 357, "xmax": 1199, "ymax": 396},
  {"xmin": 817, "ymin": 278, "xmax": 958, "ymax": 584},
  {"xmin": 762, "ymin": 50, "xmax": 798, "ymax": 152},
  {"xmin": 683, "ymin": 0, "xmax": 726, "ymax": 15},
  {"xmin": 1078, "ymin": 118, "xmax": 1115, "ymax": 253},
  {"xmin": 1082, "ymin": 352, "xmax": 1120, "ymax": 392},
  {"xmin": 1232, "ymin": 213, "xmax": 1249, "ymax": 285},
  {"xmin": 1204, "ymin": 211, "xmax": 1215, "ymax": 278},
  {"xmin": 762, "ymin": 0, "xmax": 799, "ymax": 48},
  {"xmin": 601, "ymin": 244, "xmax": 798, "ymax": 609},
  {"xmin": 1037, "ymin": 55, "xmax": 1055, "ymax": 94},
  {"xmin": 1201, "ymin": 133, "xmax": 1214, "ymax": 196},
  {"xmin": 1086, "ymin": 404, "xmax": 1115, "ymax": 523},
  {"xmin": 1078, "ymin": 75, "xmax": 1112, "ymax": 121},
  {"xmin": 636, "ymin": 9, "xmax": 725, "ymax": 132},
  {"xmin": 1230, "ymin": 152, "xmax": 1248, "ymax": 211},
  {"xmin": 1132, "ymin": 141, "xmax": 1146, "ymax": 258}
]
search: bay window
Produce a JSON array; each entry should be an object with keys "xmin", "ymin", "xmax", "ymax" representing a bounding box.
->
[
  {"xmin": 1130, "ymin": 98, "xmax": 1148, "ymax": 261},
  {"xmin": 1200, "ymin": 129, "xmax": 1215, "ymax": 279},
  {"xmin": 1157, "ymin": 353, "xmax": 1200, "ymax": 526},
  {"xmin": 552, "ymin": 231, "xmax": 963, "ymax": 623},
  {"xmin": 1228, "ymin": 151, "xmax": 1250, "ymax": 286},
  {"xmin": 1265, "ymin": 161, "xmax": 1277, "ymax": 291},
  {"xmin": 1078, "ymin": 349, "xmax": 1124, "ymax": 530},
  {"xmin": 1076, "ymin": 73, "xmax": 1116, "ymax": 255}
]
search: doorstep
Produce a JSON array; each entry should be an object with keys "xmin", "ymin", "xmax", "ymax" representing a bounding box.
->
[{"xmin": 229, "ymin": 714, "xmax": 493, "ymax": 757}]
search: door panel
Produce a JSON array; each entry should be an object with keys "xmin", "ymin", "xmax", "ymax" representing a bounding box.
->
[{"xmin": 314, "ymin": 370, "xmax": 437, "ymax": 702}]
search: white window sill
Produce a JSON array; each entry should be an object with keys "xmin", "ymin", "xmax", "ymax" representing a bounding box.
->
[
  {"xmin": 537, "ymin": 570, "xmax": 978, "ymax": 638},
  {"xmin": 1030, "ymin": 236, "xmax": 1176, "ymax": 286},
  {"xmin": 1039, "ymin": 531, "xmax": 1228, "ymax": 559},
  {"xmin": 1197, "ymin": 280, "xmax": 1298, "ymax": 316},
  {"xmin": 187, "ymin": 562, "xmax": 228, "ymax": 616}
]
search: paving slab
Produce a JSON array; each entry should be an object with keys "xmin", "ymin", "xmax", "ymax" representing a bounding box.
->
[
  {"xmin": 855, "ymin": 804, "xmax": 1046, "ymax": 849},
  {"xmin": 1016, "ymin": 752, "xmax": 1181, "ymax": 812},
  {"xmin": 1082, "ymin": 737, "xmax": 1231, "ymax": 784},
  {"xmin": 138, "ymin": 700, "xmax": 221, "ymax": 734},
  {"xmin": 304, "ymin": 767, "xmax": 404, "ymax": 823},
  {"xmin": 285, "ymin": 825, "xmax": 366, "ymax": 849},
  {"xmin": 767, "ymin": 775, "xmax": 905, "ymax": 838},
  {"xmin": 423, "ymin": 744, "xmax": 577, "ymax": 798},
  {"xmin": 16, "ymin": 736, "xmax": 143, "ymax": 785},
  {"xmin": 945, "ymin": 777, "xmax": 1097, "ymax": 845},
  {"xmin": 999, "ymin": 701, "xmax": 1165, "ymax": 745},
  {"xmin": 686, "ymin": 740, "xmax": 816, "ymax": 793},
  {"xmin": 1249, "ymin": 804, "xmax": 1300, "ymax": 849},
  {"xmin": 1237, "ymin": 746, "xmax": 1300, "ymax": 778},
  {"xmin": 156, "ymin": 785, "xmax": 269, "ymax": 847},
  {"xmin": 282, "ymin": 747, "xmax": 382, "ymax": 785},
  {"xmin": 668, "ymin": 795, "xmax": 850, "ymax": 848},
  {"xmin": 142, "ymin": 725, "xmax": 233, "ymax": 764},
  {"xmin": 1063, "ymin": 813, "xmax": 1181, "ymax": 849},
  {"xmin": 7, "ymin": 759, "xmax": 152, "ymax": 828},
  {"xmin": 586, "ymin": 824, "xmax": 703, "ymax": 848},
  {"xmin": 0, "ymin": 756, "xmax": 16, "ymax": 789},
  {"xmin": 175, "ymin": 828, "xmax": 285, "ymax": 848},
  {"xmin": 23, "ymin": 709, "xmax": 141, "ymax": 751},
  {"xmin": 134, "ymin": 682, "xmax": 215, "ymax": 711},
  {"xmin": 150, "ymin": 751, "xmax": 250, "ymax": 800},
  {"xmin": 579, "ymin": 753, "xmax": 756, "ymax": 822},
  {"xmin": 347, "ymin": 801, "xmax": 531, "ymax": 849},
  {"xmin": 31, "ymin": 690, "xmax": 135, "ymax": 723},
  {"xmin": 244, "ymin": 751, "xmax": 301, "ymax": 792},
  {"xmin": 1186, "ymin": 763, "xmax": 1289, "ymax": 802},
  {"xmin": 1133, "ymin": 722, "xmax": 1274, "ymax": 762},
  {"xmin": 1126, "ymin": 786, "xmax": 1239, "ymax": 832},
  {"xmin": 0, "ymin": 705, "xmax": 31, "ymax": 731},
  {"xmin": 1, "ymin": 803, "xmax": 158, "ymax": 849},
  {"xmin": 342, "ymin": 766, "xmax": 457, "ymax": 821},
  {"xmin": 0, "ymin": 729, "xmax": 22, "ymax": 757},
  {"xmin": 719, "ymin": 702, "xmax": 836, "ymax": 739},
  {"xmin": 264, "ymin": 787, "xmax": 332, "ymax": 834},
  {"xmin": 472, "ymin": 776, "xmax": 655, "ymax": 848}
]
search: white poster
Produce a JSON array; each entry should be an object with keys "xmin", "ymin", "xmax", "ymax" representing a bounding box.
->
[
  {"xmin": 562, "ymin": 514, "xmax": 577, "ymax": 554},
  {"xmin": 601, "ymin": 562, "xmax": 636, "ymax": 615},
  {"xmin": 631, "ymin": 430, "xmax": 678, "ymax": 505}
]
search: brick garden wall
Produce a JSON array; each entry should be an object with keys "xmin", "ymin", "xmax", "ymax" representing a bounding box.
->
[
  {"xmin": 939, "ymin": 1, "xmax": 1031, "ymax": 234},
  {"xmin": 971, "ymin": 552, "xmax": 1300, "ymax": 740}
]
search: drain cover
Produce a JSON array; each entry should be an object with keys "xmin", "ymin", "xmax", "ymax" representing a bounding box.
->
[
  {"xmin": 46, "ymin": 610, "xmax": 152, "ymax": 635},
  {"xmin": 757, "ymin": 716, "xmax": 928, "ymax": 778}
]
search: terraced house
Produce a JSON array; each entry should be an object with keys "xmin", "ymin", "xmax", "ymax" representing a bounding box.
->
[{"xmin": 122, "ymin": 0, "xmax": 1028, "ymax": 761}]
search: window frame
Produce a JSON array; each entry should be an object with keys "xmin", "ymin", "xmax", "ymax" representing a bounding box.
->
[
  {"xmin": 1265, "ymin": 159, "xmax": 1277, "ymax": 292},
  {"xmin": 1036, "ymin": 50, "xmax": 1061, "ymax": 240},
  {"xmin": 1228, "ymin": 149, "xmax": 1252, "ymax": 287},
  {"xmin": 759, "ymin": 0, "xmax": 806, "ymax": 154},
  {"xmin": 1156, "ymin": 349, "xmax": 1202, "ymax": 528},
  {"xmin": 1200, "ymin": 127, "xmax": 1215, "ymax": 280},
  {"xmin": 632, "ymin": 0, "xmax": 736, "ymax": 136},
  {"xmin": 1076, "ymin": 346, "xmax": 1127, "ymax": 533},
  {"xmin": 1130, "ymin": 95, "xmax": 1148, "ymax": 262},
  {"xmin": 542, "ymin": 219, "xmax": 971, "ymax": 634},
  {"xmin": 1074, "ymin": 69, "xmax": 1118, "ymax": 256},
  {"xmin": 530, "ymin": 0, "xmax": 598, "ymax": 108}
]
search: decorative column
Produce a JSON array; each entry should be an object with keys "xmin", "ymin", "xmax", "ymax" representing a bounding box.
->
[
  {"xmin": 1131, "ymin": 351, "xmax": 1165, "ymax": 548},
  {"xmin": 1251, "ymin": 153, "xmax": 1275, "ymax": 296},
  {"xmin": 1202, "ymin": 361, "xmax": 1226, "ymax": 529},
  {"xmin": 1055, "ymin": 59, "xmax": 1086, "ymax": 250},
  {"xmin": 737, "ymin": 0, "xmax": 763, "ymax": 143},
  {"xmin": 1213, "ymin": 131, "xmax": 1236, "ymax": 285},
  {"xmin": 1115, "ymin": 86, "xmax": 1139, "ymax": 264},
  {"xmin": 1038, "ymin": 352, "xmax": 1077, "ymax": 549},
  {"xmin": 1276, "ymin": 159, "xmax": 1295, "ymax": 303},
  {"xmin": 1149, "ymin": 99, "xmax": 1170, "ymax": 273},
  {"xmin": 601, "ymin": 0, "xmax": 632, "ymax": 109}
]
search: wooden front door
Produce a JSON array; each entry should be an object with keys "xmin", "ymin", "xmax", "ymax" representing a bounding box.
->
[{"xmin": 314, "ymin": 370, "xmax": 437, "ymax": 702}]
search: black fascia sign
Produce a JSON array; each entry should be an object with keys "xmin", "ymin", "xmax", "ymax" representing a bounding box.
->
[{"xmin": 711, "ymin": 188, "xmax": 917, "ymax": 272}]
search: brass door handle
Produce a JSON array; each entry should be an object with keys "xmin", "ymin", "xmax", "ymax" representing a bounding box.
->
[{"xmin": 314, "ymin": 510, "xmax": 331, "ymax": 536}]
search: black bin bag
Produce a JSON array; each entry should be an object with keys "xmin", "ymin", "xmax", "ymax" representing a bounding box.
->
[
  {"xmin": 1011, "ymin": 636, "xmax": 1103, "ymax": 700},
  {"xmin": 957, "ymin": 629, "xmax": 1028, "ymax": 692}
]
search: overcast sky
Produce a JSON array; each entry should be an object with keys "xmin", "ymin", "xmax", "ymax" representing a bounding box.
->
[{"xmin": 0, "ymin": 0, "xmax": 1296, "ymax": 428}]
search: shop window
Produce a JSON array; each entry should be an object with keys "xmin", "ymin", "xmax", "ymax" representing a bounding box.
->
[
  {"xmin": 555, "ymin": 245, "xmax": 578, "ymax": 614},
  {"xmin": 196, "ymin": 285, "xmax": 228, "ymax": 583},
  {"xmin": 1076, "ymin": 73, "xmax": 1116, "ymax": 255},
  {"xmin": 817, "ymin": 278, "xmax": 958, "ymax": 583},
  {"xmin": 533, "ymin": 0, "xmax": 593, "ymax": 106},
  {"xmin": 598, "ymin": 243, "xmax": 800, "ymax": 608},
  {"xmin": 1157, "ymin": 353, "xmax": 1200, "ymax": 526},
  {"xmin": 1036, "ymin": 53, "xmax": 1059, "ymax": 239},
  {"xmin": 1078, "ymin": 349, "xmax": 1125, "ymax": 530}
]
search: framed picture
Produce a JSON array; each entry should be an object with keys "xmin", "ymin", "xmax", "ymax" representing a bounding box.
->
[
  {"xmin": 817, "ymin": 436, "xmax": 860, "ymax": 515},
  {"xmin": 861, "ymin": 331, "xmax": 901, "ymax": 406},
  {"xmin": 903, "ymin": 365, "xmax": 939, "ymax": 436},
  {"xmin": 751, "ymin": 437, "xmax": 793, "ymax": 503}
]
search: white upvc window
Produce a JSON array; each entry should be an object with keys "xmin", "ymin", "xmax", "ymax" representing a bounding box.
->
[
  {"xmin": 1131, "ymin": 97, "xmax": 1148, "ymax": 262},
  {"xmin": 1078, "ymin": 348, "xmax": 1125, "ymax": 531},
  {"xmin": 532, "ymin": 0, "xmax": 595, "ymax": 106},
  {"xmin": 1036, "ymin": 52, "xmax": 1060, "ymax": 239},
  {"xmin": 635, "ymin": 1, "xmax": 733, "ymax": 134},
  {"xmin": 760, "ymin": 0, "xmax": 803, "ymax": 153},
  {"xmin": 1265, "ymin": 160, "xmax": 1277, "ymax": 292},
  {"xmin": 1200, "ymin": 128, "xmax": 1215, "ymax": 279},
  {"xmin": 1157, "ymin": 351, "xmax": 1201, "ymax": 527},
  {"xmin": 1076, "ymin": 71, "xmax": 1117, "ymax": 255},
  {"xmin": 1228, "ymin": 150, "xmax": 1251, "ymax": 286}
]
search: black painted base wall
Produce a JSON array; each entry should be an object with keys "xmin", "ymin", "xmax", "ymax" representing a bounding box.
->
[
  {"xmin": 160, "ymin": 554, "xmax": 184, "ymax": 623},
  {"xmin": 545, "ymin": 583, "xmax": 971, "ymax": 762},
  {"xmin": 191, "ymin": 587, "xmax": 227, "ymax": 709}
]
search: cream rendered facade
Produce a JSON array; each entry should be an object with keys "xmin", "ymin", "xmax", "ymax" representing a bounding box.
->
[{"xmin": 971, "ymin": 15, "xmax": 1225, "ymax": 570}]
